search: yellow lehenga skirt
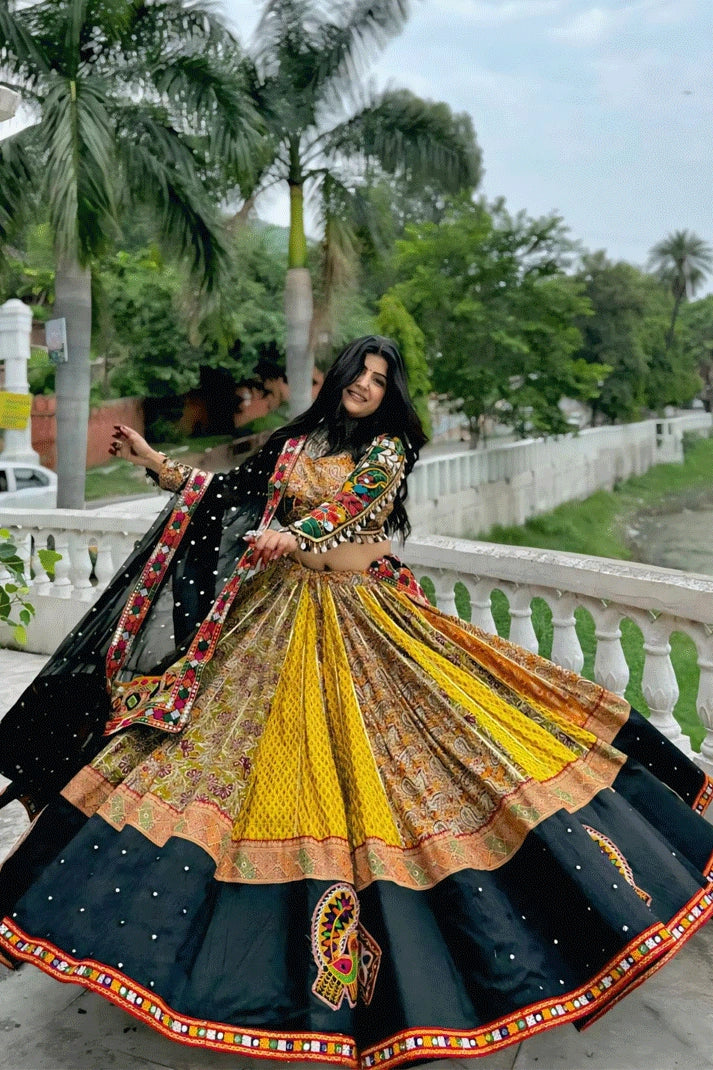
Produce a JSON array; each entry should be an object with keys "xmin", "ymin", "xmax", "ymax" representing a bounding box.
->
[{"xmin": 1, "ymin": 558, "xmax": 712, "ymax": 1066}]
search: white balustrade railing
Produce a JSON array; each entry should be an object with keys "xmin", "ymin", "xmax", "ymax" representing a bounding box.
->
[
  {"xmin": 0, "ymin": 505, "xmax": 164, "ymax": 652},
  {"xmin": 406, "ymin": 534, "xmax": 713, "ymax": 775},
  {"xmin": 409, "ymin": 413, "xmax": 713, "ymax": 535}
]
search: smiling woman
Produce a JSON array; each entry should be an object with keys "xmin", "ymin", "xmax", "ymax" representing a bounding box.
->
[{"xmin": 341, "ymin": 355, "xmax": 388, "ymax": 418}]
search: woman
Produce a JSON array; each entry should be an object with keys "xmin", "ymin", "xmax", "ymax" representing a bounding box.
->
[{"xmin": 0, "ymin": 335, "xmax": 711, "ymax": 1067}]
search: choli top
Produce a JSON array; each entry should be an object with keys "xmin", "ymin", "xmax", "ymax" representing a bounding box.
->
[{"xmin": 157, "ymin": 432, "xmax": 406, "ymax": 554}]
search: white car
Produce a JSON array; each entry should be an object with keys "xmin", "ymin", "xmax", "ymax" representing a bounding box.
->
[{"xmin": 0, "ymin": 462, "xmax": 57, "ymax": 509}]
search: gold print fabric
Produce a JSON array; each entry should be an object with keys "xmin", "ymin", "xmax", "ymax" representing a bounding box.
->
[{"xmin": 62, "ymin": 560, "xmax": 631, "ymax": 891}]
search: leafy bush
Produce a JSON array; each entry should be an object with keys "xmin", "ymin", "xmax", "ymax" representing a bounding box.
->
[{"xmin": 0, "ymin": 529, "xmax": 60, "ymax": 644}]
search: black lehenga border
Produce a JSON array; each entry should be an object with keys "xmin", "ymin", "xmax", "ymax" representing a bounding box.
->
[{"xmin": 1, "ymin": 859, "xmax": 712, "ymax": 1068}]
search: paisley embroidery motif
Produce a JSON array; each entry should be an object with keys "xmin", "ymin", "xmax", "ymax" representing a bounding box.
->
[
  {"xmin": 311, "ymin": 884, "xmax": 381, "ymax": 1010},
  {"xmin": 584, "ymin": 825, "xmax": 652, "ymax": 906}
]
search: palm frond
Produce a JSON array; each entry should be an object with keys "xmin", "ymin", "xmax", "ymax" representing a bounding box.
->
[
  {"xmin": 315, "ymin": 173, "xmax": 360, "ymax": 294},
  {"xmin": 142, "ymin": 52, "xmax": 264, "ymax": 185},
  {"xmin": 648, "ymin": 229, "xmax": 713, "ymax": 299},
  {"xmin": 313, "ymin": 0, "xmax": 410, "ymax": 97},
  {"xmin": 116, "ymin": 108, "xmax": 228, "ymax": 290},
  {"xmin": 0, "ymin": 134, "xmax": 37, "ymax": 249},
  {"xmin": 42, "ymin": 76, "xmax": 117, "ymax": 261},
  {"xmin": 118, "ymin": 0, "xmax": 239, "ymax": 57},
  {"xmin": 325, "ymin": 88, "xmax": 482, "ymax": 193},
  {"xmin": 0, "ymin": 1, "xmax": 50, "ymax": 86}
]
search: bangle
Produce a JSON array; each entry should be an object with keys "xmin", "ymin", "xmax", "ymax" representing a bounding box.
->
[{"xmin": 158, "ymin": 455, "xmax": 192, "ymax": 492}]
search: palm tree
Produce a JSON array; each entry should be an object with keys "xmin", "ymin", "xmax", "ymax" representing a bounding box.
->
[
  {"xmin": 648, "ymin": 229, "xmax": 713, "ymax": 351},
  {"xmin": 243, "ymin": 0, "xmax": 482, "ymax": 416},
  {"xmin": 0, "ymin": 0, "xmax": 261, "ymax": 507}
]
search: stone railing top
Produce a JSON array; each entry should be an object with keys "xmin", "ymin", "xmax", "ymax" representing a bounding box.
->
[
  {"xmin": 411, "ymin": 413, "xmax": 712, "ymax": 469},
  {"xmin": 0, "ymin": 502, "xmax": 165, "ymax": 536},
  {"xmin": 406, "ymin": 534, "xmax": 713, "ymax": 626}
]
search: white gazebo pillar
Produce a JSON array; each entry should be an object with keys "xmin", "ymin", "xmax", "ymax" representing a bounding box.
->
[{"xmin": 0, "ymin": 298, "xmax": 39, "ymax": 463}]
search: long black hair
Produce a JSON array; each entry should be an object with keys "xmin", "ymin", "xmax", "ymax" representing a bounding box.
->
[{"xmin": 272, "ymin": 335, "xmax": 428, "ymax": 539}]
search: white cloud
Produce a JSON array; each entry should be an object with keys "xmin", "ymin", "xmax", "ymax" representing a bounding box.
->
[
  {"xmin": 550, "ymin": 5, "xmax": 614, "ymax": 46},
  {"xmin": 550, "ymin": 0, "xmax": 701, "ymax": 47},
  {"xmin": 421, "ymin": 0, "xmax": 565, "ymax": 25}
]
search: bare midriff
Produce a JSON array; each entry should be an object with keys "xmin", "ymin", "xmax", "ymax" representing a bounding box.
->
[{"xmin": 291, "ymin": 539, "xmax": 392, "ymax": 572}]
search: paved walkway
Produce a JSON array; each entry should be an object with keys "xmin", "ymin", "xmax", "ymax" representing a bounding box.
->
[{"xmin": 0, "ymin": 648, "xmax": 711, "ymax": 1070}]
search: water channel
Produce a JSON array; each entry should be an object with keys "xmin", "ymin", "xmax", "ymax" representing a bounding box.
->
[{"xmin": 628, "ymin": 497, "xmax": 713, "ymax": 576}]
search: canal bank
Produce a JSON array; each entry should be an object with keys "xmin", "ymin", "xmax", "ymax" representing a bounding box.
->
[{"xmin": 478, "ymin": 433, "xmax": 713, "ymax": 572}]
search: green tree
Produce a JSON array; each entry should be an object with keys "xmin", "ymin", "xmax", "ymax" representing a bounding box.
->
[
  {"xmin": 243, "ymin": 0, "xmax": 482, "ymax": 417},
  {"xmin": 680, "ymin": 295, "xmax": 713, "ymax": 411},
  {"xmin": 375, "ymin": 293, "xmax": 431, "ymax": 435},
  {"xmin": 100, "ymin": 224, "xmax": 287, "ymax": 401},
  {"xmin": 574, "ymin": 254, "xmax": 655, "ymax": 422},
  {"xmin": 390, "ymin": 198, "xmax": 598, "ymax": 442},
  {"xmin": 0, "ymin": 0, "xmax": 260, "ymax": 506},
  {"xmin": 648, "ymin": 229, "xmax": 713, "ymax": 351}
]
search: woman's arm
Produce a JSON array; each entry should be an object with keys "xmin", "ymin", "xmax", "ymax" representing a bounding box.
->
[
  {"xmin": 109, "ymin": 425, "xmax": 278, "ymax": 503},
  {"xmin": 288, "ymin": 435, "xmax": 405, "ymax": 552}
]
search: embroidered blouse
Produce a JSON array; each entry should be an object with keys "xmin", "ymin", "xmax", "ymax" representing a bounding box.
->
[{"xmin": 156, "ymin": 433, "xmax": 406, "ymax": 553}]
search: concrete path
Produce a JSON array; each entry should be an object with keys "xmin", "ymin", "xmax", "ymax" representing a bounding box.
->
[{"xmin": 0, "ymin": 648, "xmax": 711, "ymax": 1070}]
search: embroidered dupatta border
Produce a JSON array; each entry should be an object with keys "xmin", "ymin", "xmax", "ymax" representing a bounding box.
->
[
  {"xmin": 105, "ymin": 469, "xmax": 214, "ymax": 682},
  {"xmin": 104, "ymin": 437, "xmax": 306, "ymax": 736}
]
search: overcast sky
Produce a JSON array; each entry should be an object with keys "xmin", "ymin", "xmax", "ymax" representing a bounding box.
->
[{"xmin": 221, "ymin": 0, "xmax": 711, "ymax": 281}]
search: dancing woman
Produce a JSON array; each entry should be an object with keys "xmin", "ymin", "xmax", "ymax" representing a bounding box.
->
[{"xmin": 0, "ymin": 336, "xmax": 711, "ymax": 1067}]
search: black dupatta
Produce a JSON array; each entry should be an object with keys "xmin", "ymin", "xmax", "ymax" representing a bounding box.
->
[{"xmin": 0, "ymin": 434, "xmax": 300, "ymax": 813}]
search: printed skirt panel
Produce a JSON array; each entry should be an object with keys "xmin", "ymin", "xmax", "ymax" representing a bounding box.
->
[{"xmin": 1, "ymin": 559, "xmax": 712, "ymax": 1065}]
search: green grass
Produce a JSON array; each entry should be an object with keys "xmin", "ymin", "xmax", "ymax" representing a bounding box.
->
[{"xmin": 419, "ymin": 434, "xmax": 713, "ymax": 751}]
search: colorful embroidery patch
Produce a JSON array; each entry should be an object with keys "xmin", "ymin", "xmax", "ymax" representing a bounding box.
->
[
  {"xmin": 584, "ymin": 825, "xmax": 652, "ymax": 906},
  {"xmin": 311, "ymin": 884, "xmax": 381, "ymax": 1011},
  {"xmin": 292, "ymin": 436, "xmax": 404, "ymax": 550},
  {"xmin": 105, "ymin": 470, "xmax": 212, "ymax": 684}
]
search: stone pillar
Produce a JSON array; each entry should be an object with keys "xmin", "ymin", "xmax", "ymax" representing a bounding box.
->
[
  {"xmin": 0, "ymin": 298, "xmax": 39, "ymax": 463},
  {"xmin": 0, "ymin": 87, "xmax": 20, "ymax": 122}
]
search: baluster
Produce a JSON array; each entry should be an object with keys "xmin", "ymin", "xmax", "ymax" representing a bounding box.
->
[
  {"xmin": 51, "ymin": 531, "xmax": 73, "ymax": 599},
  {"xmin": 68, "ymin": 531, "xmax": 95, "ymax": 601},
  {"xmin": 431, "ymin": 570, "xmax": 459, "ymax": 617},
  {"xmin": 508, "ymin": 587, "xmax": 539, "ymax": 654},
  {"xmin": 593, "ymin": 606, "xmax": 630, "ymax": 695},
  {"xmin": 550, "ymin": 593, "xmax": 584, "ymax": 673},
  {"xmin": 31, "ymin": 529, "xmax": 52, "ymax": 596},
  {"xmin": 93, "ymin": 533, "xmax": 115, "ymax": 593},
  {"xmin": 463, "ymin": 578, "xmax": 496, "ymax": 635},
  {"xmin": 641, "ymin": 619, "xmax": 690, "ymax": 753},
  {"xmin": 113, "ymin": 533, "xmax": 137, "ymax": 568},
  {"xmin": 14, "ymin": 530, "xmax": 33, "ymax": 590},
  {"xmin": 696, "ymin": 638, "xmax": 713, "ymax": 769}
]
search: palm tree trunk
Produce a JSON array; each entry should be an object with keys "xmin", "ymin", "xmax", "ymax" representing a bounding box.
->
[
  {"xmin": 665, "ymin": 291, "xmax": 684, "ymax": 352},
  {"xmin": 54, "ymin": 253, "xmax": 91, "ymax": 509},
  {"xmin": 285, "ymin": 182, "xmax": 314, "ymax": 417}
]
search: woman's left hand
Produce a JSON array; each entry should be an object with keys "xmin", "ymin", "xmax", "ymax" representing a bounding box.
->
[{"xmin": 245, "ymin": 529, "xmax": 298, "ymax": 564}]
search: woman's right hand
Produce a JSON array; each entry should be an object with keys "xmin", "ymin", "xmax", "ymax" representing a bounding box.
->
[{"xmin": 109, "ymin": 425, "xmax": 165, "ymax": 473}]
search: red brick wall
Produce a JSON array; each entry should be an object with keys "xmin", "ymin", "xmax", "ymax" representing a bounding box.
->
[{"xmin": 31, "ymin": 396, "xmax": 144, "ymax": 470}]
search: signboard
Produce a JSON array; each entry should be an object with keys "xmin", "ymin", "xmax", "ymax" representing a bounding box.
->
[
  {"xmin": 0, "ymin": 391, "xmax": 32, "ymax": 430},
  {"xmin": 45, "ymin": 317, "xmax": 68, "ymax": 364}
]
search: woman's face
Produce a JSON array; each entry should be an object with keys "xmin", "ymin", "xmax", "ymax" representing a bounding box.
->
[{"xmin": 341, "ymin": 353, "xmax": 388, "ymax": 419}]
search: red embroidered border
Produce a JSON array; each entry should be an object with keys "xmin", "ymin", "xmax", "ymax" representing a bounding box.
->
[
  {"xmin": 2, "ymin": 884, "xmax": 711, "ymax": 1067},
  {"xmin": 105, "ymin": 470, "xmax": 213, "ymax": 684},
  {"xmin": 104, "ymin": 438, "xmax": 305, "ymax": 736},
  {"xmin": 692, "ymin": 774, "xmax": 713, "ymax": 815}
]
